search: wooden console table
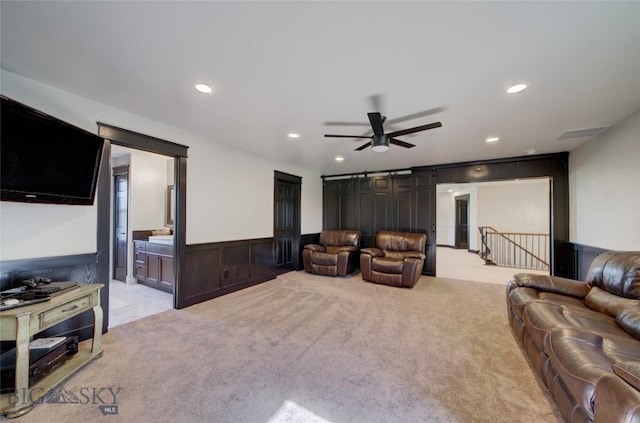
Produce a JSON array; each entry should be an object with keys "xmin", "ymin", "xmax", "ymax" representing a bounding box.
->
[{"xmin": 0, "ymin": 284, "xmax": 104, "ymax": 418}]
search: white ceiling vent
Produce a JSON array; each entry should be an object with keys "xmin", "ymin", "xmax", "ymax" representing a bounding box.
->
[{"xmin": 557, "ymin": 126, "xmax": 609, "ymax": 140}]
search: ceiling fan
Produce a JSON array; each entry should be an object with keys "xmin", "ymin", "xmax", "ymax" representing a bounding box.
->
[
  {"xmin": 324, "ymin": 95, "xmax": 444, "ymax": 152},
  {"xmin": 324, "ymin": 112, "xmax": 442, "ymax": 152}
]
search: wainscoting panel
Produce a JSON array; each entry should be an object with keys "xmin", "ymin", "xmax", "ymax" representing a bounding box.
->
[
  {"xmin": 0, "ymin": 253, "xmax": 104, "ymax": 344},
  {"xmin": 555, "ymin": 242, "xmax": 608, "ymax": 280},
  {"xmin": 179, "ymin": 238, "xmax": 275, "ymax": 308}
]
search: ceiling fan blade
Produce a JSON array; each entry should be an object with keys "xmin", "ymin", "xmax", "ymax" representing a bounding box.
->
[
  {"xmin": 323, "ymin": 121, "xmax": 370, "ymax": 126},
  {"xmin": 355, "ymin": 141, "xmax": 372, "ymax": 151},
  {"xmin": 386, "ymin": 106, "xmax": 447, "ymax": 125},
  {"xmin": 390, "ymin": 138, "xmax": 416, "ymax": 149},
  {"xmin": 387, "ymin": 121, "xmax": 442, "ymax": 138},
  {"xmin": 324, "ymin": 134, "xmax": 372, "ymax": 139},
  {"xmin": 367, "ymin": 112, "xmax": 385, "ymax": 135}
]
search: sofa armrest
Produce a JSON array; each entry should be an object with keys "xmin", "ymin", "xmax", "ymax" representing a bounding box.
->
[
  {"xmin": 361, "ymin": 247, "xmax": 384, "ymax": 257},
  {"xmin": 304, "ymin": 244, "xmax": 326, "ymax": 253},
  {"xmin": 403, "ymin": 251, "xmax": 426, "ymax": 260},
  {"xmin": 326, "ymin": 246, "xmax": 358, "ymax": 254},
  {"xmin": 613, "ymin": 361, "xmax": 640, "ymax": 391},
  {"xmin": 594, "ymin": 369, "xmax": 640, "ymax": 423},
  {"xmin": 512, "ymin": 273, "xmax": 590, "ymax": 299}
]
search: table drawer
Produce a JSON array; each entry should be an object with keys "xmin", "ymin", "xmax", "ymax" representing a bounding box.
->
[{"xmin": 39, "ymin": 293, "xmax": 95, "ymax": 329}]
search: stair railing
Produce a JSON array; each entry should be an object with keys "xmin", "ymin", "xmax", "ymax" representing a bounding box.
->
[{"xmin": 478, "ymin": 226, "xmax": 549, "ymax": 270}]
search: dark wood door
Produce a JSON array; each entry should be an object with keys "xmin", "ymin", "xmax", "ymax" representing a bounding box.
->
[
  {"xmin": 274, "ymin": 172, "xmax": 301, "ymax": 274},
  {"xmin": 455, "ymin": 195, "xmax": 469, "ymax": 250},
  {"xmin": 112, "ymin": 166, "xmax": 129, "ymax": 282}
]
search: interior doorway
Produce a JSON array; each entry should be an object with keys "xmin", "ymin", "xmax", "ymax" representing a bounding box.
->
[
  {"xmin": 108, "ymin": 146, "xmax": 174, "ymax": 327},
  {"xmin": 454, "ymin": 194, "xmax": 469, "ymax": 250},
  {"xmin": 436, "ymin": 178, "xmax": 551, "ymax": 282}
]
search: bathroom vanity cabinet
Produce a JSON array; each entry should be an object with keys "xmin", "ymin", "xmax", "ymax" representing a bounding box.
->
[{"xmin": 133, "ymin": 240, "xmax": 174, "ymax": 293}]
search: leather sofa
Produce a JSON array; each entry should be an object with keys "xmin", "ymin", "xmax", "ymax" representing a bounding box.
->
[
  {"xmin": 506, "ymin": 251, "xmax": 640, "ymax": 423},
  {"xmin": 360, "ymin": 231, "xmax": 427, "ymax": 288},
  {"xmin": 303, "ymin": 230, "xmax": 361, "ymax": 276}
]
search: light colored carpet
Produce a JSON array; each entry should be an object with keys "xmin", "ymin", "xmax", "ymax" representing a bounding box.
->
[
  {"xmin": 436, "ymin": 247, "xmax": 548, "ymax": 285},
  {"xmin": 13, "ymin": 271, "xmax": 563, "ymax": 423}
]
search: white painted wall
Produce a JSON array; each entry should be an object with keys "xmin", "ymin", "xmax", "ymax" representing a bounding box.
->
[
  {"xmin": 569, "ymin": 109, "xmax": 640, "ymax": 250},
  {"xmin": 0, "ymin": 70, "xmax": 323, "ymax": 261},
  {"xmin": 436, "ymin": 185, "xmax": 478, "ymax": 250},
  {"xmin": 476, "ymin": 179, "xmax": 549, "ymax": 235}
]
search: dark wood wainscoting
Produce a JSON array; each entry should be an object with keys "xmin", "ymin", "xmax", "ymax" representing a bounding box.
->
[
  {"xmin": 555, "ymin": 242, "xmax": 609, "ymax": 281},
  {"xmin": 178, "ymin": 238, "xmax": 275, "ymax": 308},
  {"xmin": 0, "ymin": 253, "xmax": 105, "ymax": 345}
]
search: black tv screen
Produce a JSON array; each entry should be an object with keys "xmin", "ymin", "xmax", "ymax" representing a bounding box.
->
[{"xmin": 1, "ymin": 96, "xmax": 104, "ymax": 205}]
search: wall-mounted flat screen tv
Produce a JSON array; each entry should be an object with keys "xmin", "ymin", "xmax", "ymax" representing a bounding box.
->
[{"xmin": 1, "ymin": 95, "xmax": 104, "ymax": 205}]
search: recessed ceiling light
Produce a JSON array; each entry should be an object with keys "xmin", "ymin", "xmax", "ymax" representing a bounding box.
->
[
  {"xmin": 287, "ymin": 132, "xmax": 300, "ymax": 139},
  {"xmin": 335, "ymin": 156, "xmax": 344, "ymax": 162},
  {"xmin": 527, "ymin": 148, "xmax": 536, "ymax": 155},
  {"xmin": 485, "ymin": 136, "xmax": 500, "ymax": 143},
  {"xmin": 194, "ymin": 83, "xmax": 213, "ymax": 94},
  {"xmin": 507, "ymin": 83, "xmax": 527, "ymax": 94}
]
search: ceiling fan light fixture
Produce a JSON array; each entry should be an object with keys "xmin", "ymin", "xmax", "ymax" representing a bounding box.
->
[
  {"xmin": 372, "ymin": 145, "xmax": 389, "ymax": 153},
  {"xmin": 195, "ymin": 83, "xmax": 213, "ymax": 94},
  {"xmin": 506, "ymin": 83, "xmax": 527, "ymax": 94}
]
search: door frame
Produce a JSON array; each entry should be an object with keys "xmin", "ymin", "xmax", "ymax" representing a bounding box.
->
[
  {"xmin": 273, "ymin": 171, "xmax": 301, "ymax": 272},
  {"xmin": 97, "ymin": 123, "xmax": 188, "ymax": 321},
  {"xmin": 112, "ymin": 165, "xmax": 129, "ymax": 281},
  {"xmin": 454, "ymin": 194, "xmax": 470, "ymax": 250}
]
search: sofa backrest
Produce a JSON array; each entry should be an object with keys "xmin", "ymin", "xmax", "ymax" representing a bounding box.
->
[
  {"xmin": 375, "ymin": 231, "xmax": 427, "ymax": 253},
  {"xmin": 586, "ymin": 251, "xmax": 640, "ymax": 300},
  {"xmin": 319, "ymin": 230, "xmax": 361, "ymax": 248}
]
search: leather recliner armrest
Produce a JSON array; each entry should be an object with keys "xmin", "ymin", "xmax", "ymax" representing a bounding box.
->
[
  {"xmin": 361, "ymin": 247, "xmax": 384, "ymax": 257},
  {"xmin": 304, "ymin": 244, "xmax": 326, "ymax": 252},
  {"xmin": 512, "ymin": 273, "xmax": 591, "ymax": 299},
  {"xmin": 326, "ymin": 246, "xmax": 358, "ymax": 253},
  {"xmin": 402, "ymin": 251, "xmax": 426, "ymax": 260}
]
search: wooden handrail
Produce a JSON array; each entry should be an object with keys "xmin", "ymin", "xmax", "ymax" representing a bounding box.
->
[{"xmin": 480, "ymin": 226, "xmax": 549, "ymax": 268}]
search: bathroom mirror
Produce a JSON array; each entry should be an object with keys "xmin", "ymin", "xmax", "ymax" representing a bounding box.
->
[{"xmin": 166, "ymin": 185, "xmax": 174, "ymax": 227}]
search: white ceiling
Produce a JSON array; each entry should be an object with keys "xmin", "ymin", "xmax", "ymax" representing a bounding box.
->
[{"xmin": 2, "ymin": 2, "xmax": 639, "ymax": 175}]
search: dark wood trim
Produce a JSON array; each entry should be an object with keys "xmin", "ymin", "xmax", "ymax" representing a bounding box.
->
[
  {"xmin": 274, "ymin": 170, "xmax": 302, "ymax": 184},
  {"xmin": 174, "ymin": 156, "xmax": 187, "ymax": 308},
  {"xmin": 98, "ymin": 123, "xmax": 188, "ymax": 158},
  {"xmin": 555, "ymin": 241, "xmax": 608, "ymax": 281},
  {"xmin": 95, "ymin": 123, "xmax": 189, "ymax": 311},
  {"xmin": 96, "ymin": 141, "xmax": 111, "ymax": 331}
]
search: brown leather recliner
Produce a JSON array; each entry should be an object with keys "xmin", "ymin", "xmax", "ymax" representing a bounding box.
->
[
  {"xmin": 360, "ymin": 231, "xmax": 427, "ymax": 288},
  {"xmin": 303, "ymin": 230, "xmax": 361, "ymax": 276}
]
